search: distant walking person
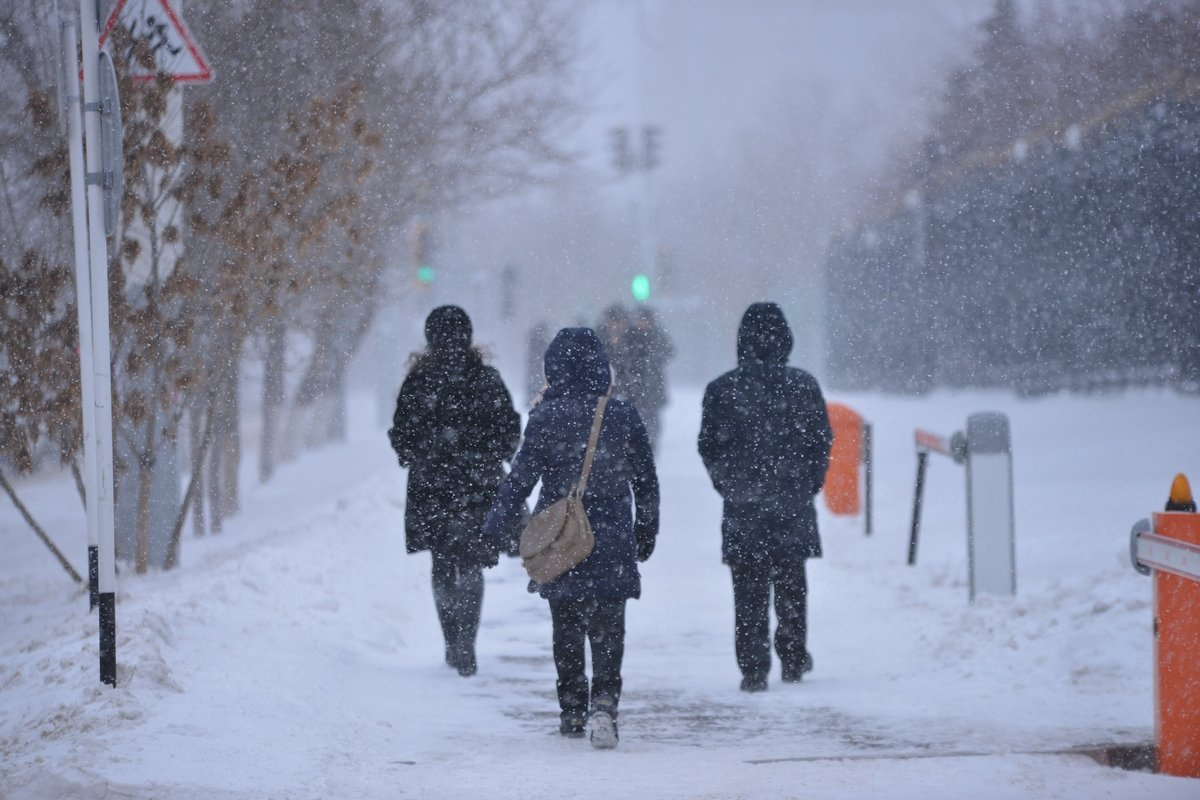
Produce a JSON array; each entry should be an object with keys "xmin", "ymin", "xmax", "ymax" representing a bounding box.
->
[
  {"xmin": 624, "ymin": 306, "xmax": 674, "ymax": 454},
  {"xmin": 596, "ymin": 304, "xmax": 632, "ymax": 398},
  {"xmin": 388, "ymin": 305, "xmax": 520, "ymax": 676},
  {"xmin": 525, "ymin": 320, "xmax": 550, "ymax": 406},
  {"xmin": 484, "ymin": 327, "xmax": 659, "ymax": 749},
  {"xmin": 697, "ymin": 303, "xmax": 833, "ymax": 692}
]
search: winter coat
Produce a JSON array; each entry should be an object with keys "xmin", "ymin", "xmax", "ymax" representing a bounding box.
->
[
  {"xmin": 484, "ymin": 327, "xmax": 659, "ymax": 601},
  {"xmin": 698, "ymin": 303, "xmax": 833, "ymax": 566},
  {"xmin": 389, "ymin": 348, "xmax": 521, "ymax": 568},
  {"xmin": 624, "ymin": 323, "xmax": 674, "ymax": 412}
]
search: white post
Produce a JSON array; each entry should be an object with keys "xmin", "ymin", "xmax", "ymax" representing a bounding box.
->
[
  {"xmin": 60, "ymin": 10, "xmax": 101, "ymax": 611},
  {"xmin": 965, "ymin": 412, "xmax": 1017, "ymax": 602},
  {"xmin": 80, "ymin": 0, "xmax": 118, "ymax": 686}
]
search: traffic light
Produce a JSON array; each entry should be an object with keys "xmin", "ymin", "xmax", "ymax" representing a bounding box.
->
[
  {"xmin": 642, "ymin": 125, "xmax": 662, "ymax": 171},
  {"xmin": 630, "ymin": 273, "xmax": 650, "ymax": 303},
  {"xmin": 413, "ymin": 223, "xmax": 434, "ymax": 287},
  {"xmin": 609, "ymin": 126, "xmax": 632, "ymax": 175},
  {"xmin": 500, "ymin": 265, "xmax": 517, "ymax": 320}
]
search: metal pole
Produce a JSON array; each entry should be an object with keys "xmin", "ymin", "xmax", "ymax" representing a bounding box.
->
[
  {"xmin": 863, "ymin": 422, "xmax": 873, "ymax": 536},
  {"xmin": 907, "ymin": 450, "xmax": 928, "ymax": 565},
  {"xmin": 80, "ymin": 0, "xmax": 117, "ymax": 687},
  {"xmin": 61, "ymin": 8, "xmax": 101, "ymax": 612}
]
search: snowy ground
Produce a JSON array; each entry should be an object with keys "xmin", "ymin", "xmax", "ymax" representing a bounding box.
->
[{"xmin": 2, "ymin": 386, "xmax": 1199, "ymax": 799}]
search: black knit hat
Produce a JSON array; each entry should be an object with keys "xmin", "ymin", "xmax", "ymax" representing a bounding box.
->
[{"xmin": 424, "ymin": 305, "xmax": 472, "ymax": 350}]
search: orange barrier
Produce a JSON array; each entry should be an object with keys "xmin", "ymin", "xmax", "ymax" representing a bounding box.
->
[
  {"xmin": 824, "ymin": 403, "xmax": 872, "ymax": 533},
  {"xmin": 1131, "ymin": 473, "xmax": 1200, "ymax": 777},
  {"xmin": 1154, "ymin": 485, "xmax": 1200, "ymax": 777},
  {"xmin": 824, "ymin": 404, "xmax": 861, "ymax": 515}
]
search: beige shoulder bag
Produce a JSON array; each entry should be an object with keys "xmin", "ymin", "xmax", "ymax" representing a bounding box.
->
[{"xmin": 518, "ymin": 393, "xmax": 610, "ymax": 583}]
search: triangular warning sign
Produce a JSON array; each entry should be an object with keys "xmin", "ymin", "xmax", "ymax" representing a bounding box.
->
[{"xmin": 98, "ymin": 0, "xmax": 213, "ymax": 84}]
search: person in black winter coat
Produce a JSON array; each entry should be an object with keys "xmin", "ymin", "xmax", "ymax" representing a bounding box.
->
[
  {"xmin": 484, "ymin": 327, "xmax": 659, "ymax": 748},
  {"xmin": 388, "ymin": 305, "xmax": 521, "ymax": 677},
  {"xmin": 623, "ymin": 306, "xmax": 674, "ymax": 454},
  {"xmin": 697, "ymin": 302, "xmax": 833, "ymax": 692},
  {"xmin": 596, "ymin": 304, "xmax": 632, "ymax": 399}
]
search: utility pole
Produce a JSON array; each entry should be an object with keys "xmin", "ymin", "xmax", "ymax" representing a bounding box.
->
[
  {"xmin": 60, "ymin": 6, "xmax": 100, "ymax": 611},
  {"xmin": 79, "ymin": 0, "xmax": 119, "ymax": 687},
  {"xmin": 608, "ymin": 124, "xmax": 664, "ymax": 304}
]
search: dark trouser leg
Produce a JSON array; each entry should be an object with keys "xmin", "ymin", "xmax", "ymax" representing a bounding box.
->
[
  {"xmin": 431, "ymin": 552, "xmax": 458, "ymax": 663},
  {"xmin": 642, "ymin": 409, "xmax": 661, "ymax": 455},
  {"xmin": 773, "ymin": 561, "xmax": 810, "ymax": 674},
  {"xmin": 431, "ymin": 552, "xmax": 485, "ymax": 671},
  {"xmin": 587, "ymin": 598, "xmax": 626, "ymax": 716},
  {"xmin": 452, "ymin": 566, "xmax": 484, "ymax": 672},
  {"xmin": 550, "ymin": 599, "xmax": 589, "ymax": 717},
  {"xmin": 730, "ymin": 563, "xmax": 772, "ymax": 680}
]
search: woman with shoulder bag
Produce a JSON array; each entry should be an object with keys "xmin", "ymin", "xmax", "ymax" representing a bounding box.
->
[
  {"xmin": 483, "ymin": 327, "xmax": 659, "ymax": 749},
  {"xmin": 388, "ymin": 305, "xmax": 521, "ymax": 677}
]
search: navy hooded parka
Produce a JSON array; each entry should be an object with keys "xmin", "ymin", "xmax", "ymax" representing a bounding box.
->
[{"xmin": 484, "ymin": 327, "xmax": 659, "ymax": 601}]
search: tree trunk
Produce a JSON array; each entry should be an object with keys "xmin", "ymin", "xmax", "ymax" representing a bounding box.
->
[
  {"xmin": 190, "ymin": 400, "xmax": 207, "ymax": 536},
  {"xmin": 133, "ymin": 409, "xmax": 159, "ymax": 574},
  {"xmin": 259, "ymin": 315, "xmax": 287, "ymax": 483},
  {"xmin": 224, "ymin": 359, "xmax": 241, "ymax": 514},
  {"xmin": 207, "ymin": 437, "xmax": 224, "ymax": 534},
  {"xmin": 207, "ymin": 344, "xmax": 242, "ymax": 532},
  {"xmin": 134, "ymin": 457, "xmax": 153, "ymax": 574},
  {"xmin": 166, "ymin": 404, "xmax": 214, "ymax": 569}
]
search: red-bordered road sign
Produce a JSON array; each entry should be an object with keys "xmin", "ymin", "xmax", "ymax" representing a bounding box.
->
[{"xmin": 99, "ymin": 0, "xmax": 213, "ymax": 84}]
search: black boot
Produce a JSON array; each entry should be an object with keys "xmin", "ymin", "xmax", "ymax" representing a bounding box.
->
[
  {"xmin": 559, "ymin": 711, "xmax": 586, "ymax": 738},
  {"xmin": 781, "ymin": 652, "xmax": 813, "ymax": 684},
  {"xmin": 740, "ymin": 673, "xmax": 768, "ymax": 692},
  {"xmin": 455, "ymin": 642, "xmax": 477, "ymax": 676}
]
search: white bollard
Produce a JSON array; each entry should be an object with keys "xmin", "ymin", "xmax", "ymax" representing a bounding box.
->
[{"xmin": 965, "ymin": 412, "xmax": 1016, "ymax": 601}]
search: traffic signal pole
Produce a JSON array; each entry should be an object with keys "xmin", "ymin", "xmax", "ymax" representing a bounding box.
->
[
  {"xmin": 79, "ymin": 0, "xmax": 119, "ymax": 686},
  {"xmin": 60, "ymin": 7, "xmax": 101, "ymax": 609}
]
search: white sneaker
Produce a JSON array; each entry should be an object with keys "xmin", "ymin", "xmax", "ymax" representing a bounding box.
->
[{"xmin": 588, "ymin": 709, "xmax": 618, "ymax": 750}]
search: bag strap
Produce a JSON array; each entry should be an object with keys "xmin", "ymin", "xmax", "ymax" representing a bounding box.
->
[{"xmin": 575, "ymin": 391, "xmax": 611, "ymax": 497}]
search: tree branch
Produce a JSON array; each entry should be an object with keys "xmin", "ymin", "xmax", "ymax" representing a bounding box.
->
[{"xmin": 0, "ymin": 465, "xmax": 83, "ymax": 584}]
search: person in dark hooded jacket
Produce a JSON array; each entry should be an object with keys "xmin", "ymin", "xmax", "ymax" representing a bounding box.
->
[
  {"xmin": 698, "ymin": 302, "xmax": 833, "ymax": 692},
  {"xmin": 388, "ymin": 305, "xmax": 521, "ymax": 677},
  {"xmin": 484, "ymin": 327, "xmax": 658, "ymax": 748}
]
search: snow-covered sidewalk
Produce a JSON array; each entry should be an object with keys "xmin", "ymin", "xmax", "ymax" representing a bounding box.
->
[{"xmin": 2, "ymin": 388, "xmax": 1198, "ymax": 799}]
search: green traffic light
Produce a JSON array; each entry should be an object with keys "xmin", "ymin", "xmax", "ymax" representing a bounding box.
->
[
  {"xmin": 631, "ymin": 273, "xmax": 650, "ymax": 303},
  {"xmin": 417, "ymin": 264, "xmax": 436, "ymax": 284}
]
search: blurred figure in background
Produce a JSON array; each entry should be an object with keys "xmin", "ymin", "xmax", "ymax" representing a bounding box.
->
[
  {"xmin": 623, "ymin": 306, "xmax": 674, "ymax": 454},
  {"xmin": 388, "ymin": 305, "xmax": 521, "ymax": 677},
  {"xmin": 525, "ymin": 320, "xmax": 550, "ymax": 407},
  {"xmin": 596, "ymin": 304, "xmax": 631, "ymax": 399}
]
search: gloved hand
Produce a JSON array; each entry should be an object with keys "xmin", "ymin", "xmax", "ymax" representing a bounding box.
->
[
  {"xmin": 504, "ymin": 532, "xmax": 522, "ymax": 559},
  {"xmin": 637, "ymin": 535, "xmax": 656, "ymax": 562}
]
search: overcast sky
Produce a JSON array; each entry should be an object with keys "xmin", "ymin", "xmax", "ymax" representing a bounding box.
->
[
  {"xmin": 448, "ymin": 0, "xmax": 1006, "ymax": 376},
  {"xmin": 577, "ymin": 0, "xmax": 996, "ymax": 184}
]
